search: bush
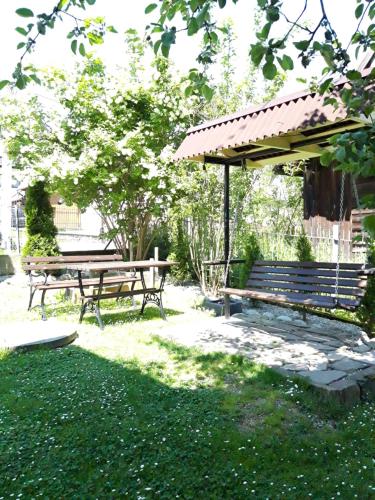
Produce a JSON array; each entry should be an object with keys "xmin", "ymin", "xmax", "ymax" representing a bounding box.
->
[
  {"xmin": 357, "ymin": 241, "xmax": 375, "ymax": 337},
  {"xmin": 296, "ymin": 230, "xmax": 314, "ymax": 262},
  {"xmin": 168, "ymin": 219, "xmax": 193, "ymax": 283},
  {"xmin": 238, "ymin": 233, "xmax": 262, "ymax": 289},
  {"xmin": 22, "ymin": 181, "xmax": 59, "ymax": 257}
]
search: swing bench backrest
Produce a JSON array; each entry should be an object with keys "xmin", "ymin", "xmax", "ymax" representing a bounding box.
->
[{"xmin": 221, "ymin": 260, "xmax": 370, "ymax": 310}]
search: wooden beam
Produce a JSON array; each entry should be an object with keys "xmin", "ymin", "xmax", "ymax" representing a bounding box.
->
[{"xmin": 255, "ymin": 137, "xmax": 291, "ymax": 150}]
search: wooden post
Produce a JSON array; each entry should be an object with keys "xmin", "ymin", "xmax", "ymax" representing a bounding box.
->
[
  {"xmin": 153, "ymin": 247, "xmax": 159, "ymax": 288},
  {"xmin": 224, "ymin": 164, "xmax": 230, "ymax": 287}
]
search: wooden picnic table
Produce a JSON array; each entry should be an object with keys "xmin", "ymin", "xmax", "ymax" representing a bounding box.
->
[{"xmin": 65, "ymin": 260, "xmax": 176, "ymax": 330}]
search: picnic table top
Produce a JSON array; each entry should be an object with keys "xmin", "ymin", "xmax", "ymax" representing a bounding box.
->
[{"xmin": 65, "ymin": 260, "xmax": 177, "ymax": 272}]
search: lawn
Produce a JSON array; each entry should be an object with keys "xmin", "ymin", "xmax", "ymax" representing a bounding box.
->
[{"xmin": 1, "ymin": 286, "xmax": 375, "ymax": 498}]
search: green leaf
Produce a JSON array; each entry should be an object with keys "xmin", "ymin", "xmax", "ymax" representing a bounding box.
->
[
  {"xmin": 294, "ymin": 40, "xmax": 310, "ymax": 51},
  {"xmin": 17, "ymin": 42, "xmax": 26, "ymax": 49},
  {"xmin": 107, "ymin": 25, "xmax": 118, "ymax": 33},
  {"xmin": 71, "ymin": 39, "xmax": 78, "ymax": 54},
  {"xmin": 250, "ymin": 43, "xmax": 266, "ymax": 65},
  {"xmin": 15, "ymin": 8, "xmax": 34, "ymax": 18},
  {"xmin": 188, "ymin": 18, "xmax": 199, "ymax": 36},
  {"xmin": 262, "ymin": 61, "xmax": 277, "ymax": 80},
  {"xmin": 15, "ymin": 26, "xmax": 28, "ymax": 36},
  {"xmin": 363, "ymin": 214, "xmax": 375, "ymax": 239},
  {"xmin": 79, "ymin": 43, "xmax": 86, "ymax": 56},
  {"xmin": 346, "ymin": 70, "xmax": 362, "ymax": 81},
  {"xmin": 278, "ymin": 54, "xmax": 294, "ymax": 71},
  {"xmin": 218, "ymin": 0, "xmax": 226, "ymax": 7},
  {"xmin": 86, "ymin": 0, "xmax": 96, "ymax": 5},
  {"xmin": 184, "ymin": 85, "xmax": 194, "ymax": 97},
  {"xmin": 29, "ymin": 74, "xmax": 41, "ymax": 85},
  {"xmin": 0, "ymin": 80, "xmax": 10, "ymax": 90},
  {"xmin": 256, "ymin": 22, "xmax": 271, "ymax": 41},
  {"xmin": 355, "ymin": 3, "xmax": 364, "ymax": 19},
  {"xmin": 201, "ymin": 84, "xmax": 214, "ymax": 101},
  {"xmin": 320, "ymin": 150, "xmax": 332, "ymax": 166},
  {"xmin": 161, "ymin": 43, "xmax": 170, "ymax": 57},
  {"xmin": 145, "ymin": 3, "xmax": 158, "ymax": 14},
  {"xmin": 335, "ymin": 146, "xmax": 346, "ymax": 162},
  {"xmin": 15, "ymin": 74, "xmax": 27, "ymax": 90},
  {"xmin": 153, "ymin": 39, "xmax": 162, "ymax": 54},
  {"xmin": 37, "ymin": 21, "xmax": 46, "ymax": 35}
]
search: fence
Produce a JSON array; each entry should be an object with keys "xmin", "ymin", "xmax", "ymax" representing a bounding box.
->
[
  {"xmin": 256, "ymin": 224, "xmax": 368, "ymax": 264},
  {"xmin": 53, "ymin": 205, "xmax": 81, "ymax": 231}
]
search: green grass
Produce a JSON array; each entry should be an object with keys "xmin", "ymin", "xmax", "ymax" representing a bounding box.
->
[
  {"xmin": 1, "ymin": 323, "xmax": 375, "ymax": 498},
  {"xmin": 1, "ymin": 287, "xmax": 375, "ymax": 498}
]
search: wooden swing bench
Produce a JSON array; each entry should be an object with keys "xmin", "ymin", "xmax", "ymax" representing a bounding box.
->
[{"xmin": 220, "ymin": 260, "xmax": 374, "ymax": 319}]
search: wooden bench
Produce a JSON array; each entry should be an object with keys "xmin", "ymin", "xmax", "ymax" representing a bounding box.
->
[
  {"xmin": 22, "ymin": 254, "xmax": 141, "ymax": 320},
  {"xmin": 220, "ymin": 260, "xmax": 373, "ymax": 319}
]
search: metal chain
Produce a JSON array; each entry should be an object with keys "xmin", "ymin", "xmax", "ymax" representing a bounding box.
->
[{"xmin": 334, "ymin": 172, "xmax": 346, "ymax": 304}]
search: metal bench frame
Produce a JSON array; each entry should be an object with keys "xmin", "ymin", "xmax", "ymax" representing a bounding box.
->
[{"xmin": 22, "ymin": 255, "xmax": 139, "ymax": 321}]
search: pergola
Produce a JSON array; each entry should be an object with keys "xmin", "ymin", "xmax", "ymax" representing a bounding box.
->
[{"xmin": 174, "ymin": 72, "xmax": 371, "ymax": 285}]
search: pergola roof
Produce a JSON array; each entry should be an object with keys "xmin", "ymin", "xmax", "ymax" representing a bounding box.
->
[{"xmin": 174, "ymin": 76, "xmax": 370, "ymax": 167}]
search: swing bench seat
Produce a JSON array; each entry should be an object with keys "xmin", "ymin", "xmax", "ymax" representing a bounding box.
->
[{"xmin": 220, "ymin": 260, "xmax": 372, "ymax": 318}]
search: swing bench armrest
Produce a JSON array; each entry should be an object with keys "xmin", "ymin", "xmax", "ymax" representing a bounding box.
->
[{"xmin": 360, "ymin": 267, "xmax": 375, "ymax": 276}]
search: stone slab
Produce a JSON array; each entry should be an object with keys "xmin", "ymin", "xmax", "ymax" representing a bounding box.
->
[
  {"xmin": 331, "ymin": 358, "xmax": 368, "ymax": 372},
  {"xmin": 0, "ymin": 320, "xmax": 78, "ymax": 351},
  {"xmin": 299, "ymin": 369, "xmax": 347, "ymax": 385},
  {"xmin": 314, "ymin": 379, "xmax": 361, "ymax": 406}
]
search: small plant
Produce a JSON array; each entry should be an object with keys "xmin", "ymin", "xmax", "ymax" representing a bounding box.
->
[
  {"xmin": 22, "ymin": 181, "xmax": 59, "ymax": 257},
  {"xmin": 296, "ymin": 229, "xmax": 314, "ymax": 262},
  {"xmin": 238, "ymin": 233, "xmax": 262, "ymax": 289},
  {"xmin": 357, "ymin": 240, "xmax": 375, "ymax": 337}
]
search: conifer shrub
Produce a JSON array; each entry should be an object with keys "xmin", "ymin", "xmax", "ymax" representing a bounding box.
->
[
  {"xmin": 168, "ymin": 219, "xmax": 192, "ymax": 283},
  {"xmin": 238, "ymin": 233, "xmax": 262, "ymax": 289},
  {"xmin": 22, "ymin": 181, "xmax": 60, "ymax": 257},
  {"xmin": 296, "ymin": 229, "xmax": 314, "ymax": 262},
  {"xmin": 357, "ymin": 240, "xmax": 375, "ymax": 337}
]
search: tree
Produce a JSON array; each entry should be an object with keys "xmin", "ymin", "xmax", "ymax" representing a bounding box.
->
[{"xmin": 22, "ymin": 181, "xmax": 59, "ymax": 257}]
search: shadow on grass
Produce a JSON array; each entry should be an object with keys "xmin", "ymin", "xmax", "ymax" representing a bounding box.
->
[
  {"xmin": 0, "ymin": 338, "xmax": 372, "ymax": 498},
  {"xmin": 83, "ymin": 306, "xmax": 182, "ymax": 326}
]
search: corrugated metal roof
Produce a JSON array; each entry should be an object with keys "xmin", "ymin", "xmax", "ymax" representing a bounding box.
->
[{"xmin": 174, "ymin": 87, "xmax": 348, "ymax": 161}]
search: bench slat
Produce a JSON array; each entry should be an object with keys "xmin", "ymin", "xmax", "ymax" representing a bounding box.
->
[
  {"xmin": 249, "ymin": 272, "xmax": 367, "ymax": 288},
  {"xmin": 35, "ymin": 276, "xmax": 140, "ymax": 290},
  {"xmin": 254, "ymin": 260, "xmax": 365, "ymax": 271},
  {"xmin": 83, "ymin": 288, "xmax": 159, "ymax": 300},
  {"xmin": 252, "ymin": 266, "xmax": 361, "ymax": 279},
  {"xmin": 246, "ymin": 279, "xmax": 365, "ymax": 297},
  {"xmin": 22, "ymin": 254, "xmax": 122, "ymax": 263},
  {"xmin": 220, "ymin": 287, "xmax": 360, "ymax": 309}
]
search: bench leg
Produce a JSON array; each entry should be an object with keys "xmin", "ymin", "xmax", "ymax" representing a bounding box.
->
[
  {"xmin": 40, "ymin": 290, "xmax": 47, "ymax": 321},
  {"xmin": 224, "ymin": 294, "xmax": 231, "ymax": 319},
  {"xmin": 140, "ymin": 292, "xmax": 167, "ymax": 321},
  {"xmin": 94, "ymin": 302, "xmax": 104, "ymax": 331},
  {"xmin": 28, "ymin": 287, "xmax": 36, "ymax": 311},
  {"xmin": 79, "ymin": 300, "xmax": 88, "ymax": 324}
]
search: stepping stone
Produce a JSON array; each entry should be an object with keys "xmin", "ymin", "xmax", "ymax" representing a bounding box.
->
[
  {"xmin": 352, "ymin": 344, "xmax": 371, "ymax": 353},
  {"xmin": 299, "ymin": 369, "xmax": 346, "ymax": 385},
  {"xmin": 0, "ymin": 320, "xmax": 78, "ymax": 351},
  {"xmin": 332, "ymin": 358, "xmax": 369, "ymax": 372},
  {"xmin": 283, "ymin": 363, "xmax": 309, "ymax": 372}
]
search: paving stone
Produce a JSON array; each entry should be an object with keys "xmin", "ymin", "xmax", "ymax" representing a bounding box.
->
[
  {"xmin": 299, "ymin": 370, "xmax": 347, "ymax": 385},
  {"xmin": 276, "ymin": 315, "xmax": 293, "ymax": 322},
  {"xmin": 283, "ymin": 363, "xmax": 309, "ymax": 372},
  {"xmin": 352, "ymin": 344, "xmax": 371, "ymax": 353},
  {"xmin": 314, "ymin": 379, "xmax": 361, "ymax": 406},
  {"xmin": 327, "ymin": 352, "xmax": 346, "ymax": 362},
  {"xmin": 331, "ymin": 358, "xmax": 368, "ymax": 372},
  {"xmin": 309, "ymin": 361, "xmax": 328, "ymax": 371},
  {"xmin": 262, "ymin": 312, "xmax": 275, "ymax": 321},
  {"xmin": 293, "ymin": 319, "xmax": 308, "ymax": 328}
]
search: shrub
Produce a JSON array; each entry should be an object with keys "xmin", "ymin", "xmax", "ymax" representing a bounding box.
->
[
  {"xmin": 168, "ymin": 219, "xmax": 192, "ymax": 283},
  {"xmin": 22, "ymin": 181, "xmax": 60, "ymax": 257},
  {"xmin": 296, "ymin": 229, "xmax": 314, "ymax": 262},
  {"xmin": 238, "ymin": 233, "xmax": 262, "ymax": 289},
  {"xmin": 357, "ymin": 240, "xmax": 375, "ymax": 337}
]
